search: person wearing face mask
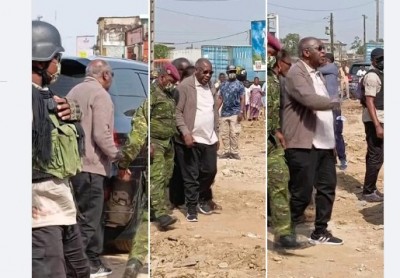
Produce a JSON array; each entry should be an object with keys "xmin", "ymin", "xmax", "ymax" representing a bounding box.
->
[
  {"xmin": 145, "ymin": 63, "xmax": 181, "ymax": 230},
  {"xmin": 361, "ymin": 48, "xmax": 384, "ymax": 202},
  {"xmin": 267, "ymin": 48, "xmax": 311, "ymax": 249},
  {"xmin": 31, "ymin": 20, "xmax": 90, "ymax": 278},
  {"xmin": 217, "ymin": 65, "xmax": 245, "ymax": 160}
]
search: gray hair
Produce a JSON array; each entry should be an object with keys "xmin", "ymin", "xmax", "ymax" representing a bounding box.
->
[
  {"xmin": 195, "ymin": 58, "xmax": 212, "ymax": 69},
  {"xmin": 86, "ymin": 59, "xmax": 112, "ymax": 78},
  {"xmin": 298, "ymin": 37, "xmax": 319, "ymax": 57}
]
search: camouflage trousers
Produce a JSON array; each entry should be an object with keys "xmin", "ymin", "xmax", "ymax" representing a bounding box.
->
[
  {"xmin": 127, "ymin": 205, "xmax": 148, "ymax": 264},
  {"xmin": 267, "ymin": 141, "xmax": 292, "ymax": 237},
  {"xmin": 150, "ymin": 140, "xmax": 174, "ymax": 218}
]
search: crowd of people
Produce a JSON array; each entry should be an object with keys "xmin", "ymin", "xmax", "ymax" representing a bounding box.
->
[
  {"xmin": 30, "ymin": 16, "xmax": 384, "ymax": 278},
  {"xmin": 266, "ymin": 32, "xmax": 384, "ymax": 249}
]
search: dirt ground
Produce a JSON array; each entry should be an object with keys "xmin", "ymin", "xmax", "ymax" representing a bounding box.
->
[
  {"xmin": 267, "ymin": 100, "xmax": 384, "ymax": 278},
  {"xmin": 101, "ymin": 100, "xmax": 384, "ymax": 278},
  {"xmin": 150, "ymin": 116, "xmax": 267, "ymax": 278},
  {"xmin": 101, "ymin": 115, "xmax": 266, "ymax": 278}
]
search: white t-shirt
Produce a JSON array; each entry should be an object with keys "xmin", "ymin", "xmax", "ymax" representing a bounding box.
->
[
  {"xmin": 192, "ymin": 78, "xmax": 218, "ymax": 145},
  {"xmin": 311, "ymin": 71, "xmax": 335, "ymax": 149}
]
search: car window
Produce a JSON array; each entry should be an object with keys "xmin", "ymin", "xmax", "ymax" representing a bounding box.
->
[
  {"xmin": 110, "ymin": 69, "xmax": 147, "ymax": 120},
  {"xmin": 350, "ymin": 64, "xmax": 371, "ymax": 75}
]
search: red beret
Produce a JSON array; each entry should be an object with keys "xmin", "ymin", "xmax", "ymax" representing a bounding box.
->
[
  {"xmin": 267, "ymin": 32, "xmax": 281, "ymax": 51},
  {"xmin": 163, "ymin": 63, "xmax": 180, "ymax": 82}
]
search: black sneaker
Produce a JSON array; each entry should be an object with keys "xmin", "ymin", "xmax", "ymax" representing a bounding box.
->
[
  {"xmin": 197, "ymin": 202, "xmax": 213, "ymax": 215},
  {"xmin": 231, "ymin": 153, "xmax": 241, "ymax": 160},
  {"xmin": 219, "ymin": 153, "xmax": 231, "ymax": 159},
  {"xmin": 186, "ymin": 213, "xmax": 198, "ymax": 222},
  {"xmin": 90, "ymin": 263, "xmax": 112, "ymax": 277},
  {"xmin": 279, "ymin": 234, "xmax": 314, "ymax": 249},
  {"xmin": 363, "ymin": 190, "xmax": 384, "ymax": 202},
  {"xmin": 156, "ymin": 215, "xmax": 178, "ymax": 229},
  {"xmin": 308, "ymin": 230, "xmax": 343, "ymax": 245},
  {"xmin": 122, "ymin": 258, "xmax": 143, "ymax": 278}
]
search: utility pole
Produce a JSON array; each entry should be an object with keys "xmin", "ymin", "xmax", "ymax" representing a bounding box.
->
[
  {"xmin": 376, "ymin": 0, "xmax": 379, "ymax": 41},
  {"xmin": 362, "ymin": 14, "xmax": 367, "ymax": 46},
  {"xmin": 150, "ymin": 0, "xmax": 155, "ymax": 70},
  {"xmin": 330, "ymin": 13, "xmax": 334, "ymax": 56},
  {"xmin": 36, "ymin": 15, "xmax": 43, "ymax": 21}
]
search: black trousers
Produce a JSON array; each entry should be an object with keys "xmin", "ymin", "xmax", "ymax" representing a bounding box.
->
[
  {"xmin": 285, "ymin": 148, "xmax": 337, "ymax": 233},
  {"xmin": 32, "ymin": 225, "xmax": 90, "ymax": 278},
  {"xmin": 175, "ymin": 142, "xmax": 217, "ymax": 212},
  {"xmin": 70, "ymin": 172, "xmax": 106, "ymax": 265},
  {"xmin": 363, "ymin": 122, "xmax": 384, "ymax": 194}
]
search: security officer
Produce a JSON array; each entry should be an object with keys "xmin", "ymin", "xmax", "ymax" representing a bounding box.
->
[{"xmin": 267, "ymin": 34, "xmax": 310, "ymax": 249}]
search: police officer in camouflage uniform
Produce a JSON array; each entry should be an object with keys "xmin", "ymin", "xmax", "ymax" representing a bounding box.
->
[
  {"xmin": 267, "ymin": 36, "xmax": 307, "ymax": 249},
  {"xmin": 148, "ymin": 63, "xmax": 181, "ymax": 228},
  {"xmin": 118, "ymin": 98, "xmax": 149, "ymax": 277}
]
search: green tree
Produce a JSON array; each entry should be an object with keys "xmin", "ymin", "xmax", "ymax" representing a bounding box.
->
[
  {"xmin": 350, "ymin": 36, "xmax": 364, "ymax": 55},
  {"xmin": 154, "ymin": 44, "xmax": 170, "ymax": 59},
  {"xmin": 281, "ymin": 33, "xmax": 300, "ymax": 57}
]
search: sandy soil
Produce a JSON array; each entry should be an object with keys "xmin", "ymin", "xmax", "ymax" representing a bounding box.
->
[
  {"xmin": 150, "ymin": 117, "xmax": 267, "ymax": 278},
  {"xmin": 267, "ymin": 100, "xmax": 384, "ymax": 278},
  {"xmin": 100, "ymin": 100, "xmax": 384, "ymax": 278}
]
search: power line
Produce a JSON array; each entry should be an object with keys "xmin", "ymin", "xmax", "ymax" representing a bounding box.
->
[
  {"xmin": 268, "ymin": 1, "xmax": 375, "ymax": 12},
  {"xmin": 157, "ymin": 30, "xmax": 249, "ymax": 45},
  {"xmin": 156, "ymin": 7, "xmax": 250, "ymax": 22}
]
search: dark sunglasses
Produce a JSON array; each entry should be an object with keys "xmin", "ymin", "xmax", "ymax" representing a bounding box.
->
[
  {"xmin": 307, "ymin": 45, "xmax": 325, "ymax": 52},
  {"xmin": 202, "ymin": 70, "xmax": 214, "ymax": 75}
]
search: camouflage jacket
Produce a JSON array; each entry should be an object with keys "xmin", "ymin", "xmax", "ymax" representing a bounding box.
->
[
  {"xmin": 118, "ymin": 99, "xmax": 148, "ymax": 169},
  {"xmin": 267, "ymin": 68, "xmax": 281, "ymax": 136},
  {"xmin": 149, "ymin": 82, "xmax": 178, "ymax": 143}
]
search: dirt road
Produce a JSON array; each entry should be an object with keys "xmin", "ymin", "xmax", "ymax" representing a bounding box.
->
[
  {"xmin": 267, "ymin": 100, "xmax": 384, "ymax": 278},
  {"xmin": 150, "ymin": 118, "xmax": 267, "ymax": 278}
]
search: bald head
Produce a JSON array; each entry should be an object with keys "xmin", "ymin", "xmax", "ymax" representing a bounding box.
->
[
  {"xmin": 298, "ymin": 37, "xmax": 320, "ymax": 57},
  {"xmin": 195, "ymin": 58, "xmax": 213, "ymax": 86},
  {"xmin": 172, "ymin": 57, "xmax": 191, "ymax": 81},
  {"xmin": 86, "ymin": 59, "xmax": 113, "ymax": 90},
  {"xmin": 86, "ymin": 59, "xmax": 112, "ymax": 78}
]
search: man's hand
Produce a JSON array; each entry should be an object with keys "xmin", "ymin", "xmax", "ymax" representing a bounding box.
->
[
  {"xmin": 53, "ymin": 96, "xmax": 72, "ymax": 120},
  {"xmin": 275, "ymin": 130, "xmax": 286, "ymax": 149},
  {"xmin": 216, "ymin": 141, "xmax": 220, "ymax": 151},
  {"xmin": 183, "ymin": 134, "xmax": 195, "ymax": 148},
  {"xmin": 118, "ymin": 168, "xmax": 132, "ymax": 182},
  {"xmin": 375, "ymin": 124, "xmax": 384, "ymax": 139}
]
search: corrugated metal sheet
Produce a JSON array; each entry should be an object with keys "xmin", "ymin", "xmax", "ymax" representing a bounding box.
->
[{"xmin": 201, "ymin": 45, "xmax": 230, "ymax": 82}]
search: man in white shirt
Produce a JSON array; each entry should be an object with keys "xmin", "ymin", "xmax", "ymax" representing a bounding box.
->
[{"xmin": 356, "ymin": 66, "xmax": 367, "ymax": 78}]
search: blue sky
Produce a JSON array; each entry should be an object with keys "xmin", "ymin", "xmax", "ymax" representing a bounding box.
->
[
  {"xmin": 155, "ymin": 0, "xmax": 265, "ymax": 49},
  {"xmin": 267, "ymin": 0, "xmax": 384, "ymax": 50},
  {"xmin": 32, "ymin": 0, "xmax": 148, "ymax": 55}
]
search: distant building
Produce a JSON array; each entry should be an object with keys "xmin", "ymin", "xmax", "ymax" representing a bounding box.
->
[{"xmin": 96, "ymin": 16, "xmax": 148, "ymax": 61}]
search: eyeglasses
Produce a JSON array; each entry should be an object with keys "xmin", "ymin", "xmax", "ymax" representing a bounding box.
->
[
  {"xmin": 202, "ymin": 70, "xmax": 214, "ymax": 75},
  {"xmin": 307, "ymin": 45, "xmax": 325, "ymax": 52}
]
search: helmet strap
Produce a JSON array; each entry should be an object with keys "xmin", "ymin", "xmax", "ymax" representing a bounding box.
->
[{"xmin": 32, "ymin": 62, "xmax": 52, "ymax": 87}]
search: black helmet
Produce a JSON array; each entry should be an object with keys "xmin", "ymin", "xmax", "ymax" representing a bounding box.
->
[
  {"xmin": 226, "ymin": 65, "xmax": 236, "ymax": 74},
  {"xmin": 236, "ymin": 65, "xmax": 247, "ymax": 82},
  {"xmin": 32, "ymin": 20, "xmax": 65, "ymax": 61}
]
